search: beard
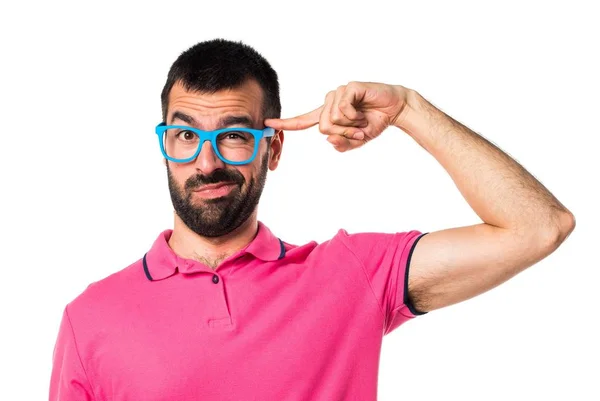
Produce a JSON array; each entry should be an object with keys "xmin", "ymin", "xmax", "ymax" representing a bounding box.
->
[{"xmin": 166, "ymin": 151, "xmax": 269, "ymax": 238}]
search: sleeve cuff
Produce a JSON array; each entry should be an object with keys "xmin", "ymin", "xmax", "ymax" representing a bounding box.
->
[{"xmin": 403, "ymin": 232, "xmax": 429, "ymax": 316}]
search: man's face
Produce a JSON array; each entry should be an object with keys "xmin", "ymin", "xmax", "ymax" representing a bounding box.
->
[{"xmin": 165, "ymin": 79, "xmax": 282, "ymax": 237}]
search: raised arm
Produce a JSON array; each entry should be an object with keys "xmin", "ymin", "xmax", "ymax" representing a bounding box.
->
[
  {"xmin": 396, "ymin": 89, "xmax": 575, "ymax": 312},
  {"xmin": 265, "ymin": 82, "xmax": 575, "ymax": 313}
]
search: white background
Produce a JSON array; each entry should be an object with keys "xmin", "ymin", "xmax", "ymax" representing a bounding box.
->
[{"xmin": 0, "ymin": 0, "xmax": 598, "ymax": 399}]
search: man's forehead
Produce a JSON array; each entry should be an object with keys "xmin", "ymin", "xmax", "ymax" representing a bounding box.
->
[
  {"xmin": 167, "ymin": 80, "xmax": 263, "ymax": 126},
  {"xmin": 171, "ymin": 111, "xmax": 255, "ymax": 129}
]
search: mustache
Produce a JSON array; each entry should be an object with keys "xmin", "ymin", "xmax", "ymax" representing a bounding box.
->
[{"xmin": 184, "ymin": 168, "xmax": 245, "ymax": 191}]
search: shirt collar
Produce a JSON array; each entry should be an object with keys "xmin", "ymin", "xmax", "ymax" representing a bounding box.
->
[{"xmin": 143, "ymin": 221, "xmax": 285, "ymax": 281}]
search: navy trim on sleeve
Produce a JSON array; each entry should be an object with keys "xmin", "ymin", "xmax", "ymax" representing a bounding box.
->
[
  {"xmin": 142, "ymin": 253, "xmax": 154, "ymax": 281},
  {"xmin": 403, "ymin": 232, "xmax": 429, "ymax": 316}
]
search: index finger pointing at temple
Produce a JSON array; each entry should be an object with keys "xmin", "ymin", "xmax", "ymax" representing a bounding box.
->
[{"xmin": 264, "ymin": 106, "xmax": 323, "ymax": 131}]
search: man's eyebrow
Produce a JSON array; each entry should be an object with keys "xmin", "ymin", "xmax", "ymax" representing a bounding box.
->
[
  {"xmin": 170, "ymin": 111, "xmax": 255, "ymax": 128},
  {"xmin": 218, "ymin": 115, "xmax": 255, "ymax": 128},
  {"xmin": 171, "ymin": 111, "xmax": 197, "ymax": 125}
]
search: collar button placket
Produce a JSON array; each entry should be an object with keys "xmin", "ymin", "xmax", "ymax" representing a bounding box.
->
[{"xmin": 207, "ymin": 272, "xmax": 232, "ymax": 328}]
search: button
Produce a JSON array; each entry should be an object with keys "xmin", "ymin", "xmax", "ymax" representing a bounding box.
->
[{"xmin": 212, "ymin": 274, "xmax": 219, "ymax": 284}]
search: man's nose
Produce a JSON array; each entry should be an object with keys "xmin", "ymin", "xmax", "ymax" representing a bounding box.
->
[{"xmin": 194, "ymin": 140, "xmax": 225, "ymax": 174}]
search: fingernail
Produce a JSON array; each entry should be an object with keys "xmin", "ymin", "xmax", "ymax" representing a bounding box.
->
[{"xmin": 352, "ymin": 131, "xmax": 365, "ymax": 140}]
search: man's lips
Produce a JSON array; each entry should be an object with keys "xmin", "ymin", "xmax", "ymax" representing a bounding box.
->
[
  {"xmin": 194, "ymin": 182, "xmax": 236, "ymax": 191},
  {"xmin": 192, "ymin": 182, "xmax": 237, "ymax": 198}
]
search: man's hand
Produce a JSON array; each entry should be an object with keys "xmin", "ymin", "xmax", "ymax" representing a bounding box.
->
[{"xmin": 264, "ymin": 82, "xmax": 411, "ymax": 152}]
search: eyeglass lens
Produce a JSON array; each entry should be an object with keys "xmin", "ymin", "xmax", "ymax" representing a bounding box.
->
[{"xmin": 163, "ymin": 128, "xmax": 256, "ymax": 162}]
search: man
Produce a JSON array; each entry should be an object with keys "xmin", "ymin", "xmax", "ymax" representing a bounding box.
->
[{"xmin": 49, "ymin": 38, "xmax": 575, "ymax": 400}]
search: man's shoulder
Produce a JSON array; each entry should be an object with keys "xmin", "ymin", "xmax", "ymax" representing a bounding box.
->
[
  {"xmin": 66, "ymin": 257, "xmax": 144, "ymax": 315},
  {"xmin": 281, "ymin": 228, "xmax": 390, "ymax": 260},
  {"xmin": 304, "ymin": 228, "xmax": 423, "ymax": 263},
  {"xmin": 310, "ymin": 228, "xmax": 396, "ymax": 249}
]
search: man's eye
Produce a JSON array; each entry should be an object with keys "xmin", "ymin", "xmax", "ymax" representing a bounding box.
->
[
  {"xmin": 220, "ymin": 131, "xmax": 252, "ymax": 141},
  {"xmin": 178, "ymin": 130, "xmax": 197, "ymax": 141}
]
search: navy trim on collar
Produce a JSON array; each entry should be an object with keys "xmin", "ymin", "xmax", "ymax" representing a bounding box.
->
[
  {"xmin": 142, "ymin": 253, "xmax": 154, "ymax": 281},
  {"xmin": 277, "ymin": 238, "xmax": 286, "ymax": 260}
]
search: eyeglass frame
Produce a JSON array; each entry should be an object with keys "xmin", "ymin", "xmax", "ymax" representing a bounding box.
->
[{"xmin": 155, "ymin": 122, "xmax": 276, "ymax": 165}]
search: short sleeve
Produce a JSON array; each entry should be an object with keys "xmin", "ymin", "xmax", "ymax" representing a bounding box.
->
[
  {"xmin": 338, "ymin": 229, "xmax": 428, "ymax": 335},
  {"xmin": 49, "ymin": 306, "xmax": 95, "ymax": 401}
]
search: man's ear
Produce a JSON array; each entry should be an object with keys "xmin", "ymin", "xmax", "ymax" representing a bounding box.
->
[{"xmin": 268, "ymin": 130, "xmax": 284, "ymax": 171}]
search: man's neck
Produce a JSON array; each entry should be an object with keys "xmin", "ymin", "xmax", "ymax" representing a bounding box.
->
[{"xmin": 168, "ymin": 213, "xmax": 258, "ymax": 270}]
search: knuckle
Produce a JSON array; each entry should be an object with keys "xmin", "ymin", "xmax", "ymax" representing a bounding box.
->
[
  {"xmin": 338, "ymin": 98, "xmax": 350, "ymax": 109},
  {"xmin": 347, "ymin": 81, "xmax": 364, "ymax": 93},
  {"xmin": 331, "ymin": 109, "xmax": 345, "ymax": 125},
  {"xmin": 318, "ymin": 118, "xmax": 332, "ymax": 134}
]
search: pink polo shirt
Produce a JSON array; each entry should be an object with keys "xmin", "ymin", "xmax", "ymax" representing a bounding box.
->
[{"xmin": 50, "ymin": 222, "xmax": 427, "ymax": 400}]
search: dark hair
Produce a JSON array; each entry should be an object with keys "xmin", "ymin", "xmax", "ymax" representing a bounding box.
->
[{"xmin": 160, "ymin": 38, "xmax": 281, "ymax": 123}]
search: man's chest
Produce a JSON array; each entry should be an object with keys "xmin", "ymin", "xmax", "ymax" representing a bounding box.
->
[{"xmin": 83, "ymin": 267, "xmax": 382, "ymax": 400}]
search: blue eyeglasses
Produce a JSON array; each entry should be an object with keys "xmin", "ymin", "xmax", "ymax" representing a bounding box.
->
[{"xmin": 155, "ymin": 123, "xmax": 275, "ymax": 165}]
